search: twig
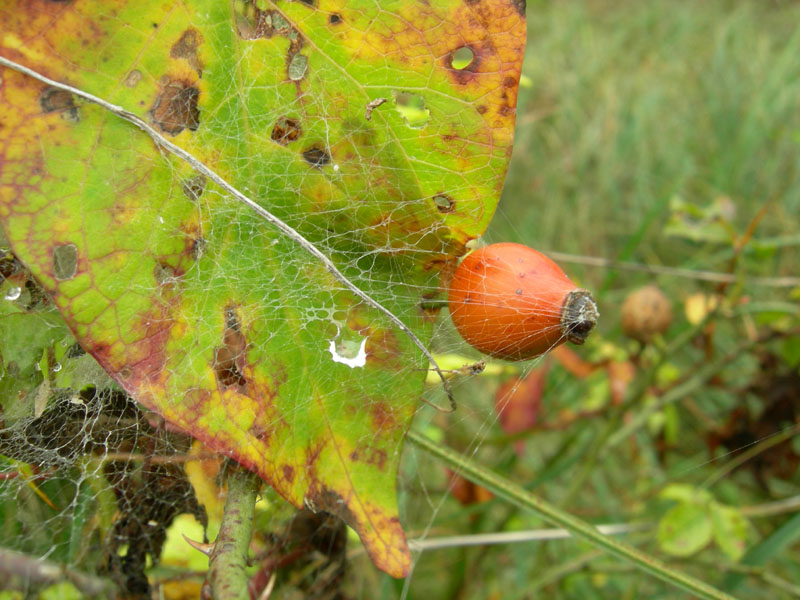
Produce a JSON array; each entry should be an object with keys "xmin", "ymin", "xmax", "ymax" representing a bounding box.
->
[
  {"xmin": 0, "ymin": 54, "xmax": 454, "ymax": 411},
  {"xmin": 0, "ymin": 548, "xmax": 116, "ymax": 598},
  {"xmin": 544, "ymin": 250, "xmax": 800, "ymax": 288},
  {"xmin": 206, "ymin": 466, "xmax": 261, "ymax": 600},
  {"xmin": 741, "ymin": 494, "xmax": 800, "ymax": 519},
  {"xmin": 408, "ymin": 522, "xmax": 649, "ymax": 551}
]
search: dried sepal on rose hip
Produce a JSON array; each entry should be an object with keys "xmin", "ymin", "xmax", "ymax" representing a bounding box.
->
[{"xmin": 448, "ymin": 243, "xmax": 598, "ymax": 360}]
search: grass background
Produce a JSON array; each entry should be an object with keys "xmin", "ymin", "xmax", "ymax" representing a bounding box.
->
[{"xmin": 493, "ymin": 0, "xmax": 799, "ymax": 291}]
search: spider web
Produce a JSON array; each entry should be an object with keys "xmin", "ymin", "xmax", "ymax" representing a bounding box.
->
[{"xmin": 0, "ymin": 0, "xmax": 527, "ymax": 594}]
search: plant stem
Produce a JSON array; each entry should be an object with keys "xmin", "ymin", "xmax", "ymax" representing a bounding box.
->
[
  {"xmin": 407, "ymin": 429, "xmax": 736, "ymax": 600},
  {"xmin": 207, "ymin": 465, "xmax": 261, "ymax": 600},
  {"xmin": 0, "ymin": 548, "xmax": 116, "ymax": 598}
]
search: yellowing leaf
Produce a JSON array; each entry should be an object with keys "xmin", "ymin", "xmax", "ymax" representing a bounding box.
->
[{"xmin": 0, "ymin": 0, "xmax": 526, "ymax": 577}]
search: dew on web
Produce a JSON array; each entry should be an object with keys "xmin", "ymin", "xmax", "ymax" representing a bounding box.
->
[{"xmin": 4, "ymin": 285, "xmax": 21, "ymax": 300}]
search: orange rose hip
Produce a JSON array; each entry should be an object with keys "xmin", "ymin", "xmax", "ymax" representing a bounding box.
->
[{"xmin": 448, "ymin": 243, "xmax": 598, "ymax": 360}]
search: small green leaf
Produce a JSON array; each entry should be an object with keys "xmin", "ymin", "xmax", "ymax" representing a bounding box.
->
[
  {"xmin": 660, "ymin": 483, "xmax": 712, "ymax": 505},
  {"xmin": 780, "ymin": 336, "xmax": 800, "ymax": 368},
  {"xmin": 39, "ymin": 583, "xmax": 82, "ymax": 600},
  {"xmin": 658, "ymin": 502, "xmax": 713, "ymax": 557},
  {"xmin": 711, "ymin": 503, "xmax": 748, "ymax": 561}
]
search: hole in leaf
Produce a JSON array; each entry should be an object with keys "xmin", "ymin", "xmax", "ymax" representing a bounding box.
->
[
  {"xmin": 213, "ymin": 309, "xmax": 247, "ymax": 388},
  {"xmin": 271, "ymin": 116, "xmax": 302, "ymax": 145},
  {"xmin": 329, "ymin": 13, "xmax": 342, "ymax": 24},
  {"xmin": 66, "ymin": 342, "xmax": 86, "ymax": 358},
  {"xmin": 52, "ymin": 244, "xmax": 78, "ymax": 280},
  {"xmin": 191, "ymin": 237, "xmax": 207, "ymax": 261},
  {"xmin": 433, "ymin": 194, "xmax": 455, "ymax": 213},
  {"xmin": 393, "ymin": 92, "xmax": 430, "ymax": 129},
  {"xmin": 182, "ymin": 175, "xmax": 206, "ymax": 201},
  {"xmin": 302, "ymin": 147, "xmax": 330, "ymax": 168},
  {"xmin": 450, "ymin": 46, "xmax": 475, "ymax": 70},
  {"xmin": 288, "ymin": 53, "xmax": 308, "ymax": 81}
]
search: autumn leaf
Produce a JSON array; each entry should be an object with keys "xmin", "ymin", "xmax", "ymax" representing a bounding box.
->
[
  {"xmin": 494, "ymin": 363, "xmax": 548, "ymax": 456},
  {"xmin": 0, "ymin": 0, "xmax": 525, "ymax": 577}
]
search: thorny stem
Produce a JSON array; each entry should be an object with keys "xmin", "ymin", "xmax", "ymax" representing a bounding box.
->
[
  {"xmin": 0, "ymin": 55, "xmax": 455, "ymax": 411},
  {"xmin": 206, "ymin": 466, "xmax": 261, "ymax": 600},
  {"xmin": 406, "ymin": 429, "xmax": 736, "ymax": 600}
]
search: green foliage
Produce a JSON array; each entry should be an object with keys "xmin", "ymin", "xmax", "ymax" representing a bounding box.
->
[{"xmin": 657, "ymin": 484, "xmax": 749, "ymax": 560}]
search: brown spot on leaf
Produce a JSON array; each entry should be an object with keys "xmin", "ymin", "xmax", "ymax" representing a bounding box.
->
[
  {"xmin": 477, "ymin": 105, "xmax": 487, "ymax": 114},
  {"xmin": 170, "ymin": 28, "xmax": 203, "ymax": 75},
  {"xmin": 366, "ymin": 448, "xmax": 387, "ymax": 470},
  {"xmin": 329, "ymin": 13, "xmax": 342, "ymax": 24},
  {"xmin": 213, "ymin": 308, "xmax": 247, "ymax": 388},
  {"xmin": 271, "ymin": 116, "xmax": 302, "ymax": 145},
  {"xmin": 302, "ymin": 147, "xmax": 330, "ymax": 168},
  {"xmin": 370, "ymin": 401, "xmax": 395, "ymax": 432},
  {"xmin": 182, "ymin": 175, "xmax": 206, "ymax": 201},
  {"xmin": 154, "ymin": 262, "xmax": 175, "ymax": 285},
  {"xmin": 149, "ymin": 80, "xmax": 200, "ymax": 135},
  {"xmin": 282, "ymin": 465, "xmax": 295, "ymax": 483},
  {"xmin": 419, "ymin": 292, "xmax": 444, "ymax": 321},
  {"xmin": 52, "ymin": 243, "xmax": 78, "ymax": 280},
  {"xmin": 190, "ymin": 237, "xmax": 206, "ymax": 261},
  {"xmin": 235, "ymin": 0, "xmax": 305, "ymax": 52},
  {"xmin": 248, "ymin": 423, "xmax": 271, "ymax": 443},
  {"xmin": 307, "ymin": 486, "xmax": 357, "ymax": 531},
  {"xmin": 125, "ymin": 70, "xmax": 142, "ymax": 87},
  {"xmin": 349, "ymin": 451, "xmax": 359, "ymax": 462},
  {"xmin": 40, "ymin": 87, "xmax": 79, "ymax": 122}
]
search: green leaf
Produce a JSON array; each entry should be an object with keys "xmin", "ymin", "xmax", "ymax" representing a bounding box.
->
[
  {"xmin": 660, "ymin": 483, "xmax": 712, "ymax": 505},
  {"xmin": 663, "ymin": 195, "xmax": 737, "ymax": 244},
  {"xmin": 710, "ymin": 503, "xmax": 748, "ymax": 561},
  {"xmin": 780, "ymin": 336, "xmax": 800, "ymax": 368},
  {"xmin": 723, "ymin": 511, "xmax": 800, "ymax": 592},
  {"xmin": 0, "ymin": 0, "xmax": 526, "ymax": 577},
  {"xmin": 658, "ymin": 502, "xmax": 713, "ymax": 557}
]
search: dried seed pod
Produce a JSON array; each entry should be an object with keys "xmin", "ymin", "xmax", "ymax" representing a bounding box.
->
[
  {"xmin": 620, "ymin": 285, "xmax": 672, "ymax": 342},
  {"xmin": 448, "ymin": 243, "xmax": 598, "ymax": 360}
]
